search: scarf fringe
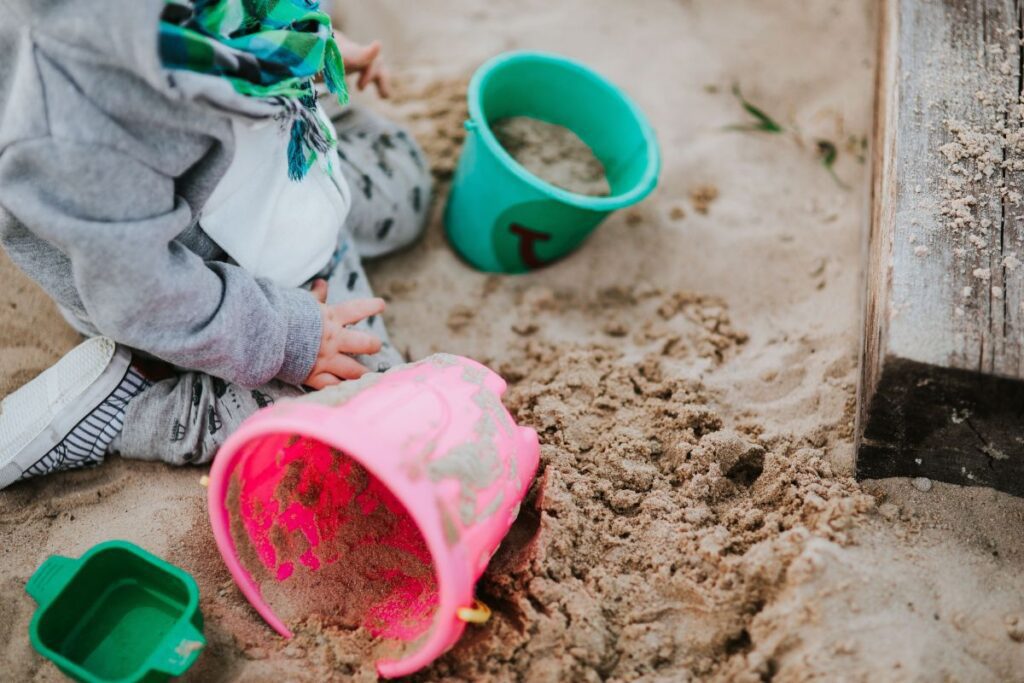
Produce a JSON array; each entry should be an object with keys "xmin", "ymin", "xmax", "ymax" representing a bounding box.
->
[
  {"xmin": 282, "ymin": 96, "xmax": 334, "ymax": 180},
  {"xmin": 323, "ymin": 40, "xmax": 350, "ymax": 107},
  {"xmin": 287, "ymin": 119, "xmax": 309, "ymax": 181}
]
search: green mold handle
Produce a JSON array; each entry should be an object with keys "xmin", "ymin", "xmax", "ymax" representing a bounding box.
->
[
  {"xmin": 25, "ymin": 555, "xmax": 77, "ymax": 605},
  {"xmin": 464, "ymin": 119, "xmax": 478, "ymax": 133},
  {"xmin": 153, "ymin": 622, "xmax": 206, "ymax": 677}
]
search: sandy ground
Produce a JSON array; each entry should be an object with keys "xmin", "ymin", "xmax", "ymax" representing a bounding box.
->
[{"xmin": 4, "ymin": 0, "xmax": 1024, "ymax": 680}]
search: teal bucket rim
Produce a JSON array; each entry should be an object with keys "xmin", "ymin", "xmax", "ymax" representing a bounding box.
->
[{"xmin": 467, "ymin": 50, "xmax": 661, "ymax": 211}]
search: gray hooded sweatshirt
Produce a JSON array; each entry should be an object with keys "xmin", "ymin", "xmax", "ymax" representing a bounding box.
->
[{"xmin": 0, "ymin": 0, "xmax": 323, "ymax": 388}]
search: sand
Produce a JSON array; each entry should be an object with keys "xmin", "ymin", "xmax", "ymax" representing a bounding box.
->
[
  {"xmin": 225, "ymin": 445, "xmax": 432, "ymax": 674},
  {"xmin": 491, "ymin": 117, "xmax": 611, "ymax": 196},
  {"xmin": 4, "ymin": 0, "xmax": 1024, "ymax": 680}
]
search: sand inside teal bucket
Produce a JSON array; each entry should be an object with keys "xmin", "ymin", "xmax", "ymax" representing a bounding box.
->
[
  {"xmin": 492, "ymin": 117, "xmax": 611, "ymax": 197},
  {"xmin": 226, "ymin": 437, "xmax": 438, "ymax": 672}
]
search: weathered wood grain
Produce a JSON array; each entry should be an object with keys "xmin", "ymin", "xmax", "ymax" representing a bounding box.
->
[{"xmin": 858, "ymin": 0, "xmax": 1024, "ymax": 494}]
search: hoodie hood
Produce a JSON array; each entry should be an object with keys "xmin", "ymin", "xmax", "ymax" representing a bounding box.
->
[
  {"xmin": 3, "ymin": 0, "xmax": 280, "ymax": 120},
  {"xmin": 2, "ymin": 0, "xmax": 345, "ymax": 181},
  {"xmin": 8, "ymin": 0, "xmax": 171, "ymax": 96}
]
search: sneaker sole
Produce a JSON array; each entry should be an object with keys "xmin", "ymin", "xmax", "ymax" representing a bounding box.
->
[{"xmin": 0, "ymin": 337, "xmax": 130, "ymax": 489}]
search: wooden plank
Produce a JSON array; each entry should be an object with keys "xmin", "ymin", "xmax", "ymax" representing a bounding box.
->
[{"xmin": 857, "ymin": 0, "xmax": 1024, "ymax": 494}]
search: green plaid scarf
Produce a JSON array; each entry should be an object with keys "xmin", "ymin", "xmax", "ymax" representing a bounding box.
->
[{"xmin": 159, "ymin": 0, "xmax": 349, "ymax": 180}]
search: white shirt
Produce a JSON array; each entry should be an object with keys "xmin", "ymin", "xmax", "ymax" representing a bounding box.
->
[{"xmin": 201, "ymin": 108, "xmax": 351, "ymax": 288}]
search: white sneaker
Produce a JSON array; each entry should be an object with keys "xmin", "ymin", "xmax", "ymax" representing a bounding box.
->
[{"xmin": 0, "ymin": 337, "xmax": 148, "ymax": 489}]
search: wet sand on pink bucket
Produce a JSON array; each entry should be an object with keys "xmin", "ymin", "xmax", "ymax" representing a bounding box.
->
[{"xmin": 225, "ymin": 445, "xmax": 434, "ymax": 674}]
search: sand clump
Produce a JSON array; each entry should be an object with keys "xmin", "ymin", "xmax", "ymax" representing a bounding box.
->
[
  {"xmin": 690, "ymin": 185, "xmax": 720, "ymax": 215},
  {"xmin": 268, "ymin": 618, "xmax": 391, "ymax": 683},
  {"xmin": 491, "ymin": 117, "xmax": 611, "ymax": 197}
]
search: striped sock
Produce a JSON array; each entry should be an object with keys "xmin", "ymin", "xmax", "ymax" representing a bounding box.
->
[{"xmin": 18, "ymin": 367, "xmax": 150, "ymax": 481}]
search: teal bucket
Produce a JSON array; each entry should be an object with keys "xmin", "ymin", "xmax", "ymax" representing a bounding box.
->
[{"xmin": 444, "ymin": 51, "xmax": 661, "ymax": 273}]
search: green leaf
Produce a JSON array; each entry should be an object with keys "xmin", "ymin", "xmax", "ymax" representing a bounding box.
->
[
  {"xmin": 730, "ymin": 84, "xmax": 785, "ymax": 133},
  {"xmin": 816, "ymin": 139, "xmax": 849, "ymax": 189},
  {"xmin": 817, "ymin": 139, "xmax": 838, "ymax": 167}
]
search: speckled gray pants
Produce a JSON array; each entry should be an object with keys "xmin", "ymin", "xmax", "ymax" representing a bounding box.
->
[{"xmin": 115, "ymin": 106, "xmax": 432, "ymax": 466}]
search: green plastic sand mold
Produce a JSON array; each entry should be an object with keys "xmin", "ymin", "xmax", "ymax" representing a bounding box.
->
[{"xmin": 25, "ymin": 541, "xmax": 205, "ymax": 683}]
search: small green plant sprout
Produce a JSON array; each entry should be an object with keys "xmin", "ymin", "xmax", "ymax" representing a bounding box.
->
[
  {"xmin": 725, "ymin": 83, "xmax": 854, "ymax": 190},
  {"xmin": 816, "ymin": 139, "xmax": 849, "ymax": 189},
  {"xmin": 728, "ymin": 84, "xmax": 785, "ymax": 133}
]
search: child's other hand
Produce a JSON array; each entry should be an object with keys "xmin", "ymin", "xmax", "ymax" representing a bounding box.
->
[
  {"xmin": 304, "ymin": 279, "xmax": 385, "ymax": 389},
  {"xmin": 336, "ymin": 34, "xmax": 391, "ymax": 98}
]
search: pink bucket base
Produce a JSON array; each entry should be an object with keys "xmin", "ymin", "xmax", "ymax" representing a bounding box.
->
[{"xmin": 207, "ymin": 355, "xmax": 541, "ymax": 678}]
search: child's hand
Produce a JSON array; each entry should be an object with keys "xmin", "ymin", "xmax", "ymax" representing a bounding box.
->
[
  {"xmin": 304, "ymin": 279, "xmax": 385, "ymax": 389},
  {"xmin": 336, "ymin": 33, "xmax": 391, "ymax": 98}
]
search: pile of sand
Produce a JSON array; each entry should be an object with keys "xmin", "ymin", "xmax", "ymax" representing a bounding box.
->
[
  {"xmin": 416, "ymin": 333, "xmax": 872, "ymax": 681},
  {"xmin": 4, "ymin": 0, "xmax": 1024, "ymax": 681}
]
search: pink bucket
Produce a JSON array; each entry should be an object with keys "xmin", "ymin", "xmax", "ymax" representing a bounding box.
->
[{"xmin": 206, "ymin": 354, "xmax": 539, "ymax": 678}]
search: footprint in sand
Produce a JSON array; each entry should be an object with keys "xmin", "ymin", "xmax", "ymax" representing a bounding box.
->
[{"xmin": 0, "ymin": 458, "xmax": 134, "ymax": 525}]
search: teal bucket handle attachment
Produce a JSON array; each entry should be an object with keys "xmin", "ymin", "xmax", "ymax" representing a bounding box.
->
[
  {"xmin": 26, "ymin": 555, "xmax": 78, "ymax": 605},
  {"xmin": 152, "ymin": 622, "xmax": 206, "ymax": 677}
]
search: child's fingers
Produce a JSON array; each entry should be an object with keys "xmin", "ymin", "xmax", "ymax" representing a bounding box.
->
[
  {"xmin": 376, "ymin": 66, "xmax": 392, "ymax": 99},
  {"xmin": 319, "ymin": 353, "xmax": 369, "ymax": 380},
  {"xmin": 335, "ymin": 329, "xmax": 383, "ymax": 356},
  {"xmin": 363, "ymin": 62, "xmax": 387, "ymax": 98},
  {"xmin": 357, "ymin": 59, "xmax": 375, "ymax": 91},
  {"xmin": 311, "ymin": 279, "xmax": 329, "ymax": 303},
  {"xmin": 306, "ymin": 372, "xmax": 342, "ymax": 390},
  {"xmin": 345, "ymin": 40, "xmax": 381, "ymax": 71},
  {"xmin": 329, "ymin": 297, "xmax": 386, "ymax": 325},
  {"xmin": 361, "ymin": 41, "xmax": 382, "ymax": 67}
]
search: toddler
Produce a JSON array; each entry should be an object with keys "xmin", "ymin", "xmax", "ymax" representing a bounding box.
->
[{"xmin": 0, "ymin": 0, "xmax": 432, "ymax": 487}]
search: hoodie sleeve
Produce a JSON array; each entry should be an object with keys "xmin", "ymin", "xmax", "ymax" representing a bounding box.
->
[{"xmin": 0, "ymin": 137, "xmax": 322, "ymax": 388}]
